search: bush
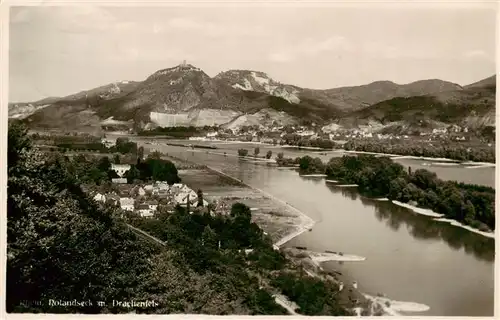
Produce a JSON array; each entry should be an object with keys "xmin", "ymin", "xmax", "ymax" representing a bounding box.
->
[{"xmin": 238, "ymin": 149, "xmax": 249, "ymax": 157}]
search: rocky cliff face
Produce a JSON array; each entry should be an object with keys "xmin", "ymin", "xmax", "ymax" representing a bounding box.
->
[{"xmin": 215, "ymin": 70, "xmax": 301, "ymax": 104}]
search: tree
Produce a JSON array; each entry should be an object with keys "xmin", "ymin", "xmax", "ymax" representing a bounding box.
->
[
  {"xmin": 148, "ymin": 150, "xmax": 162, "ymax": 160},
  {"xmin": 197, "ymin": 189, "xmax": 204, "ymax": 207},
  {"xmin": 266, "ymin": 150, "xmax": 273, "ymax": 159},
  {"xmin": 254, "ymin": 147, "xmax": 260, "ymax": 157},
  {"xmin": 206, "ymin": 201, "xmax": 216, "ymax": 215},
  {"xmin": 201, "ymin": 226, "xmax": 218, "ymax": 250},
  {"xmin": 97, "ymin": 156, "xmax": 111, "ymax": 172},
  {"xmin": 8, "ymin": 122, "xmax": 31, "ymax": 170},
  {"xmin": 411, "ymin": 169, "xmax": 437, "ymax": 190},
  {"xmin": 124, "ymin": 165, "xmax": 140, "ymax": 184},
  {"xmin": 230, "ymin": 203, "xmax": 252, "ymax": 226},
  {"xmin": 238, "ymin": 149, "xmax": 249, "ymax": 157},
  {"xmin": 143, "ymin": 158, "xmax": 181, "ymax": 184},
  {"xmin": 113, "ymin": 154, "xmax": 121, "ymax": 164},
  {"xmin": 115, "ymin": 137, "xmax": 138, "ymax": 155},
  {"xmin": 299, "ymin": 156, "xmax": 312, "ymax": 171},
  {"xmin": 277, "ymin": 152, "xmax": 284, "ymax": 160},
  {"xmin": 463, "ymin": 200, "xmax": 476, "ymax": 225}
]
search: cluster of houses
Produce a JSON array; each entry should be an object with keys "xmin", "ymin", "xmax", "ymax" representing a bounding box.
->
[{"xmin": 92, "ymin": 181, "xmax": 209, "ymax": 218}]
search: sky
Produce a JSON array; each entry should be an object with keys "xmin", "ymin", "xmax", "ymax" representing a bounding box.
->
[{"xmin": 9, "ymin": 2, "xmax": 497, "ymax": 102}]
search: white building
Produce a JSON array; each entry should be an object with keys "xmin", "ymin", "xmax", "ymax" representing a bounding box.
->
[
  {"xmin": 174, "ymin": 190, "xmax": 198, "ymax": 206},
  {"xmin": 137, "ymin": 187, "xmax": 146, "ymax": 197},
  {"xmin": 170, "ymin": 183, "xmax": 185, "ymax": 194},
  {"xmin": 93, "ymin": 193, "xmax": 106, "ymax": 203},
  {"xmin": 137, "ymin": 204, "xmax": 155, "ymax": 218},
  {"xmin": 432, "ymin": 128, "xmax": 447, "ymax": 134},
  {"xmin": 101, "ymin": 137, "xmax": 116, "ymax": 148},
  {"xmin": 297, "ymin": 130, "xmax": 315, "ymax": 137},
  {"xmin": 146, "ymin": 200, "xmax": 158, "ymax": 211},
  {"xmin": 152, "ymin": 182, "xmax": 170, "ymax": 196},
  {"xmin": 111, "ymin": 164, "xmax": 131, "ymax": 178},
  {"xmin": 157, "ymin": 182, "xmax": 170, "ymax": 191},
  {"xmin": 112, "ymin": 178, "xmax": 127, "ymax": 184},
  {"xmin": 120, "ymin": 197, "xmax": 134, "ymax": 211}
]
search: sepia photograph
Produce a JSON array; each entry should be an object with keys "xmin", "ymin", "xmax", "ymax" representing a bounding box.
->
[{"xmin": 5, "ymin": 1, "xmax": 496, "ymax": 317}]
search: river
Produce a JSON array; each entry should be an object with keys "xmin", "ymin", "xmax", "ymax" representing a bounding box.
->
[
  {"xmin": 128, "ymin": 137, "xmax": 495, "ymax": 316},
  {"xmin": 141, "ymin": 138, "xmax": 495, "ymax": 188}
]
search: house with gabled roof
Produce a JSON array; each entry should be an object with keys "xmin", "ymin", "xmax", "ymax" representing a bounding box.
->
[
  {"xmin": 120, "ymin": 197, "xmax": 135, "ymax": 211},
  {"xmin": 136, "ymin": 203, "xmax": 155, "ymax": 218},
  {"xmin": 105, "ymin": 193, "xmax": 120, "ymax": 206},
  {"xmin": 145, "ymin": 200, "xmax": 158, "ymax": 212},
  {"xmin": 144, "ymin": 184, "xmax": 154, "ymax": 194},
  {"xmin": 174, "ymin": 190, "xmax": 198, "ymax": 206}
]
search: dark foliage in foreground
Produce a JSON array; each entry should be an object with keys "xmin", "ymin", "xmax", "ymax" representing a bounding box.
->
[
  {"xmin": 7, "ymin": 123, "xmax": 159, "ymax": 313},
  {"xmin": 7, "ymin": 123, "xmax": 350, "ymax": 315}
]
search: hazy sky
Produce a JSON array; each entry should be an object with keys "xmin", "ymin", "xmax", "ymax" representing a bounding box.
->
[{"xmin": 9, "ymin": 3, "xmax": 497, "ymax": 102}]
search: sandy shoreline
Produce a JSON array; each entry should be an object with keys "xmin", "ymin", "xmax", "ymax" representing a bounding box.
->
[
  {"xmin": 433, "ymin": 218, "xmax": 495, "ymax": 239},
  {"xmin": 392, "ymin": 200, "xmax": 444, "ymax": 218},
  {"xmin": 392, "ymin": 201, "xmax": 494, "ymax": 239},
  {"xmin": 363, "ymin": 293, "xmax": 430, "ymax": 316},
  {"xmin": 203, "ymin": 165, "xmax": 316, "ymax": 247},
  {"xmin": 341, "ymin": 150, "xmax": 401, "ymax": 157},
  {"xmin": 310, "ymin": 252, "xmax": 366, "ymax": 263},
  {"xmin": 190, "ymin": 149, "xmax": 277, "ymax": 163}
]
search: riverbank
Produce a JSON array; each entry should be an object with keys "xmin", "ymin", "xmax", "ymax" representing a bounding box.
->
[
  {"xmin": 392, "ymin": 200, "xmax": 495, "ymax": 239},
  {"xmin": 204, "ymin": 150, "xmax": 277, "ymax": 164},
  {"xmin": 203, "ymin": 165, "xmax": 316, "ymax": 248},
  {"xmin": 392, "ymin": 200, "xmax": 444, "ymax": 218}
]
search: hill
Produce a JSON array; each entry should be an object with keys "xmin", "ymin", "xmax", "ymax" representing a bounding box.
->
[
  {"xmin": 464, "ymin": 75, "xmax": 496, "ymax": 90},
  {"xmin": 12, "ymin": 64, "xmax": 343, "ymax": 131},
  {"xmin": 309, "ymin": 79, "xmax": 463, "ymax": 111},
  {"xmin": 215, "ymin": 70, "xmax": 462, "ymax": 112},
  {"xmin": 336, "ymin": 75, "xmax": 495, "ymax": 134}
]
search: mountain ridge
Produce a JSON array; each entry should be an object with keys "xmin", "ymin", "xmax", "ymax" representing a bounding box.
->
[{"xmin": 8, "ymin": 63, "xmax": 495, "ymax": 134}]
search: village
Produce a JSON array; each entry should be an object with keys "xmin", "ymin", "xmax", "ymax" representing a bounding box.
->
[
  {"xmin": 90, "ymin": 162, "xmax": 211, "ymax": 218},
  {"xmin": 184, "ymin": 121, "xmax": 476, "ymax": 145}
]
